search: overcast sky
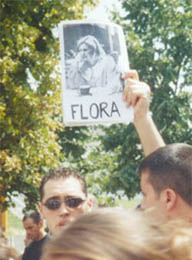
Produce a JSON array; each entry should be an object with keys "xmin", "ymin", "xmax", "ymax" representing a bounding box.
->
[{"xmin": 86, "ymin": 0, "xmax": 123, "ymax": 20}]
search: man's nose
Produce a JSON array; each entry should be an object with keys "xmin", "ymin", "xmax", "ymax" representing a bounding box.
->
[
  {"xmin": 58, "ymin": 202, "xmax": 70, "ymax": 215},
  {"xmin": 26, "ymin": 230, "xmax": 31, "ymax": 236}
]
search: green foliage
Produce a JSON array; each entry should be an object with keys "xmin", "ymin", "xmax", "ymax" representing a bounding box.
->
[
  {"xmin": 58, "ymin": 126, "xmax": 91, "ymax": 159},
  {"xmin": 96, "ymin": 124, "xmax": 141, "ymax": 200},
  {"xmin": 0, "ymin": 0, "xmax": 98, "ymax": 210}
]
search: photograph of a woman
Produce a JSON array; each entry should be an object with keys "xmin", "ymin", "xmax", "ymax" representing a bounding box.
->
[{"xmin": 66, "ymin": 35, "xmax": 123, "ymax": 95}]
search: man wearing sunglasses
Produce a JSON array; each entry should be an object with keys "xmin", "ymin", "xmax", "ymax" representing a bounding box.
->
[{"xmin": 38, "ymin": 168, "xmax": 92, "ymax": 235}]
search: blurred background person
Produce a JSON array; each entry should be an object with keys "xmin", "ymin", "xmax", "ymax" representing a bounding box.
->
[{"xmin": 22, "ymin": 210, "xmax": 47, "ymax": 260}]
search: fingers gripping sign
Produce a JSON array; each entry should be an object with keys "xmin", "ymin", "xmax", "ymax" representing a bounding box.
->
[
  {"xmin": 121, "ymin": 69, "xmax": 164, "ymax": 156},
  {"xmin": 122, "ymin": 70, "xmax": 151, "ymax": 120}
]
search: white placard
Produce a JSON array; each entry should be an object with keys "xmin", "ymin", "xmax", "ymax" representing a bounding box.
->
[{"xmin": 59, "ymin": 19, "xmax": 133, "ymax": 126}]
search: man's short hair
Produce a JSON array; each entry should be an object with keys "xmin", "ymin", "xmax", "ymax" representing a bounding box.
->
[
  {"xmin": 23, "ymin": 210, "xmax": 42, "ymax": 224},
  {"xmin": 138, "ymin": 143, "xmax": 192, "ymax": 206},
  {"xmin": 39, "ymin": 168, "xmax": 87, "ymax": 201}
]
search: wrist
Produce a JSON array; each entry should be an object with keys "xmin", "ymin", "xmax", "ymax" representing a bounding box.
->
[{"xmin": 133, "ymin": 111, "xmax": 153, "ymax": 126}]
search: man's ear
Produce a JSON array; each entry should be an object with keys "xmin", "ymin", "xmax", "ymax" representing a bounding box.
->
[
  {"xmin": 39, "ymin": 220, "xmax": 44, "ymax": 229},
  {"xmin": 86, "ymin": 197, "xmax": 93, "ymax": 212},
  {"xmin": 87, "ymin": 194, "xmax": 98, "ymax": 209},
  {"xmin": 162, "ymin": 188, "xmax": 177, "ymax": 211},
  {"xmin": 38, "ymin": 202, "xmax": 44, "ymax": 219}
]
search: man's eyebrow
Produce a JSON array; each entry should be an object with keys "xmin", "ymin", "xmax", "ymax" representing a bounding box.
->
[
  {"xmin": 46, "ymin": 196, "xmax": 60, "ymax": 201},
  {"xmin": 66, "ymin": 195, "xmax": 82, "ymax": 198}
]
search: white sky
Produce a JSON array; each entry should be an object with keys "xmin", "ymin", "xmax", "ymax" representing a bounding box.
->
[{"xmin": 86, "ymin": 0, "xmax": 123, "ymax": 21}]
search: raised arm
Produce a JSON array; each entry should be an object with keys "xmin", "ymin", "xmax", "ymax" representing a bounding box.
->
[{"xmin": 122, "ymin": 70, "xmax": 165, "ymax": 156}]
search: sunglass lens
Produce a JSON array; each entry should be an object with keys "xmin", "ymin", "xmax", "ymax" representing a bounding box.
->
[
  {"xmin": 65, "ymin": 198, "xmax": 83, "ymax": 208},
  {"xmin": 45, "ymin": 200, "xmax": 61, "ymax": 210}
]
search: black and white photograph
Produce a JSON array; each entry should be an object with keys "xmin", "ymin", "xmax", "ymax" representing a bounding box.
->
[{"xmin": 59, "ymin": 20, "xmax": 133, "ymax": 126}]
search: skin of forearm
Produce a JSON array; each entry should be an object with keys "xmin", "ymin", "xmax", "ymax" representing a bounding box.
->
[{"xmin": 134, "ymin": 113, "xmax": 165, "ymax": 156}]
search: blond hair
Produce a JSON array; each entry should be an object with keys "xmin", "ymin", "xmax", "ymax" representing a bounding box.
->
[{"xmin": 42, "ymin": 208, "xmax": 192, "ymax": 260}]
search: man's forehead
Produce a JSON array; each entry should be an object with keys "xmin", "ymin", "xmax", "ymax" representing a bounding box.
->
[
  {"xmin": 42, "ymin": 176, "xmax": 84, "ymax": 198},
  {"xmin": 23, "ymin": 217, "xmax": 35, "ymax": 225},
  {"xmin": 44, "ymin": 176, "xmax": 81, "ymax": 187}
]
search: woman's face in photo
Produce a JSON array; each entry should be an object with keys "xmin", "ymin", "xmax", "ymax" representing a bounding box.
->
[{"xmin": 78, "ymin": 43, "xmax": 94, "ymax": 64}]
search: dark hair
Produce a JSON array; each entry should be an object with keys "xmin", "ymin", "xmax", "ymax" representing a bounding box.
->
[
  {"xmin": 138, "ymin": 143, "xmax": 192, "ymax": 206},
  {"xmin": 22, "ymin": 210, "xmax": 41, "ymax": 224},
  {"xmin": 39, "ymin": 168, "xmax": 87, "ymax": 201}
]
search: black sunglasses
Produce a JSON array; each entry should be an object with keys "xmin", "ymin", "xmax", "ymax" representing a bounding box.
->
[{"xmin": 43, "ymin": 197, "xmax": 85, "ymax": 210}]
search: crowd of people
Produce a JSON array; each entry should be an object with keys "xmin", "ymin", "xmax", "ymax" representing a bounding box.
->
[{"xmin": 1, "ymin": 69, "xmax": 191, "ymax": 259}]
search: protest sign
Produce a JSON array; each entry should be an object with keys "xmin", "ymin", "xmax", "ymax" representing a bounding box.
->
[{"xmin": 59, "ymin": 20, "xmax": 133, "ymax": 126}]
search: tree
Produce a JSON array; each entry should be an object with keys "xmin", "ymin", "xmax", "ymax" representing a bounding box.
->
[
  {"xmin": 95, "ymin": 0, "xmax": 192, "ymax": 199},
  {"xmin": 0, "ymin": 0, "xmax": 98, "ymax": 210}
]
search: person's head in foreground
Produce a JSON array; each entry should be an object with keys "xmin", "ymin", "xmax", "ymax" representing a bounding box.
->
[
  {"xmin": 22, "ymin": 210, "xmax": 44, "ymax": 242},
  {"xmin": 38, "ymin": 167, "xmax": 92, "ymax": 235},
  {"xmin": 139, "ymin": 143, "xmax": 192, "ymax": 222},
  {"xmin": 42, "ymin": 207, "xmax": 192, "ymax": 260}
]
